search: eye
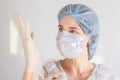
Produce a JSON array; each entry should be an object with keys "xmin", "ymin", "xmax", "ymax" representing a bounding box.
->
[
  {"xmin": 69, "ymin": 30, "xmax": 75, "ymax": 33},
  {"xmin": 59, "ymin": 27, "xmax": 63, "ymax": 32}
]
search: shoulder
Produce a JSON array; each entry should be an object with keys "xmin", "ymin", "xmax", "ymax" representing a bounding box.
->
[
  {"xmin": 43, "ymin": 59, "xmax": 62, "ymax": 75},
  {"xmin": 93, "ymin": 64, "xmax": 120, "ymax": 80}
]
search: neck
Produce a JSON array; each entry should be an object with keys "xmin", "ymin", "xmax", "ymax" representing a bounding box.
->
[{"xmin": 60, "ymin": 48, "xmax": 95, "ymax": 77}]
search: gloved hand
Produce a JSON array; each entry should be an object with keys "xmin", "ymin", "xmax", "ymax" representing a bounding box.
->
[{"xmin": 13, "ymin": 12, "xmax": 44, "ymax": 79}]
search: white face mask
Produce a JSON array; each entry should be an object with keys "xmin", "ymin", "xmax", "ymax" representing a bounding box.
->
[{"xmin": 56, "ymin": 30, "xmax": 85, "ymax": 59}]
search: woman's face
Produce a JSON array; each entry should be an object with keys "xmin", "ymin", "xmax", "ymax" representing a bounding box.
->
[{"xmin": 58, "ymin": 16, "xmax": 88, "ymax": 48}]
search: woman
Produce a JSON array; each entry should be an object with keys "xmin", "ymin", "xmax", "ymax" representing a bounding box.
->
[{"xmin": 13, "ymin": 4, "xmax": 119, "ymax": 80}]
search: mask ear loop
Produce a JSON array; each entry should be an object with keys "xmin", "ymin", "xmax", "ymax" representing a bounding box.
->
[{"xmin": 79, "ymin": 24, "xmax": 90, "ymax": 60}]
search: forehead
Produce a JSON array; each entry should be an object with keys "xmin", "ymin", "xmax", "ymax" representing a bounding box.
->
[{"xmin": 59, "ymin": 16, "xmax": 81, "ymax": 29}]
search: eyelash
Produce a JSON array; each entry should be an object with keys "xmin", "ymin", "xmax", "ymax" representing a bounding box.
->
[{"xmin": 69, "ymin": 30, "xmax": 75, "ymax": 33}]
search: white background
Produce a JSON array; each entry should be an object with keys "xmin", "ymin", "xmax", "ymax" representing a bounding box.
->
[{"xmin": 0, "ymin": 0, "xmax": 120, "ymax": 80}]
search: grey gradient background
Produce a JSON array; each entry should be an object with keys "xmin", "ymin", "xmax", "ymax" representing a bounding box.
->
[{"xmin": 0, "ymin": 0, "xmax": 120, "ymax": 80}]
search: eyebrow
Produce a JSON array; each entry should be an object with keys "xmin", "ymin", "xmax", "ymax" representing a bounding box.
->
[
  {"xmin": 58, "ymin": 25, "xmax": 77, "ymax": 29},
  {"xmin": 58, "ymin": 25, "xmax": 63, "ymax": 27}
]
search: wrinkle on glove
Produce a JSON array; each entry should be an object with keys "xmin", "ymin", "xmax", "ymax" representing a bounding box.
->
[{"xmin": 57, "ymin": 4, "xmax": 99, "ymax": 60}]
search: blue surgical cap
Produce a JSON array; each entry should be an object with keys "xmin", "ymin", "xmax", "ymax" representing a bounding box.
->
[{"xmin": 57, "ymin": 4, "xmax": 99, "ymax": 60}]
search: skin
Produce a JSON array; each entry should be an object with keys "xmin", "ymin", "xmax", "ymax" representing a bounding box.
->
[{"xmin": 13, "ymin": 13, "xmax": 95, "ymax": 80}]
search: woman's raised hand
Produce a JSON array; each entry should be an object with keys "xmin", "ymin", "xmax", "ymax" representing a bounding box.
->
[
  {"xmin": 13, "ymin": 12, "xmax": 44, "ymax": 79},
  {"xmin": 13, "ymin": 12, "xmax": 32, "ymax": 43}
]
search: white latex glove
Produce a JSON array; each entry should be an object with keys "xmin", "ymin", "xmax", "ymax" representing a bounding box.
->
[{"xmin": 13, "ymin": 12, "xmax": 44, "ymax": 79}]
